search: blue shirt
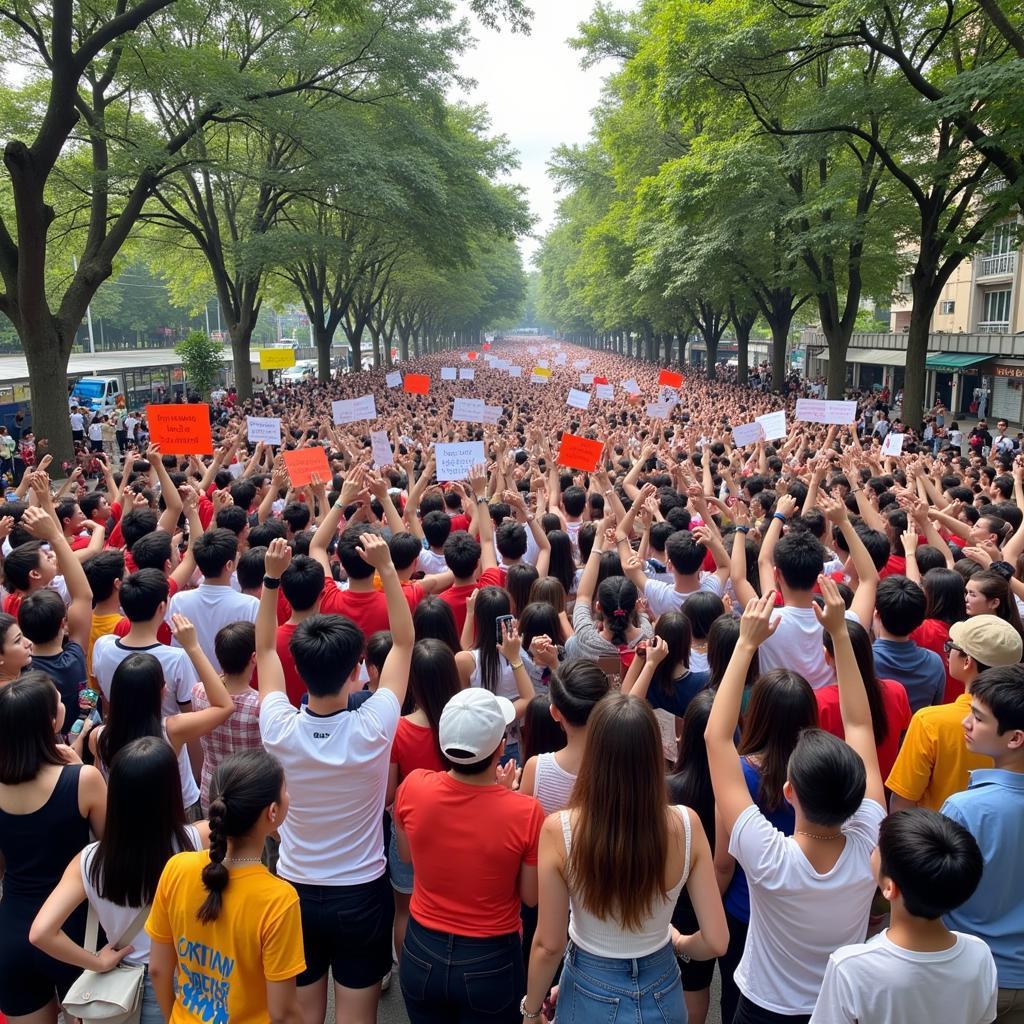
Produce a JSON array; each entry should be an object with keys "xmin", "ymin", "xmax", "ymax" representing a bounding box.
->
[
  {"xmin": 941, "ymin": 769, "xmax": 1024, "ymax": 987},
  {"xmin": 872, "ymin": 638, "xmax": 945, "ymax": 713},
  {"xmin": 645, "ymin": 670, "xmax": 710, "ymax": 718}
]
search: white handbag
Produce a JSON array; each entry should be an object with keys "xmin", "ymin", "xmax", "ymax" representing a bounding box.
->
[{"xmin": 62, "ymin": 902, "xmax": 150, "ymax": 1024}]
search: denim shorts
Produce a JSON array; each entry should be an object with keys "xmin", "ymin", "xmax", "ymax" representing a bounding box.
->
[
  {"xmin": 556, "ymin": 940, "xmax": 684, "ymax": 1024},
  {"xmin": 292, "ymin": 872, "xmax": 394, "ymax": 989},
  {"xmin": 389, "ymin": 821, "xmax": 414, "ymax": 895}
]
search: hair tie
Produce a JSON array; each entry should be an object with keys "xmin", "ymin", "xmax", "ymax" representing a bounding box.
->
[{"xmin": 612, "ymin": 608, "xmax": 627, "ymax": 618}]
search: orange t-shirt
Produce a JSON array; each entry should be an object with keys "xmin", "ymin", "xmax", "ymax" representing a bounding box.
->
[{"xmin": 395, "ymin": 769, "xmax": 544, "ymax": 937}]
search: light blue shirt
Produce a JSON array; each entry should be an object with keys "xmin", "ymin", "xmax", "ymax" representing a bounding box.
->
[{"xmin": 941, "ymin": 769, "xmax": 1024, "ymax": 988}]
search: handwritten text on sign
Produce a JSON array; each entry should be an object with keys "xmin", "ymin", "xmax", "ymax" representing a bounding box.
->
[
  {"xmin": 795, "ymin": 399, "xmax": 858, "ymax": 425},
  {"xmin": 436, "ymin": 441, "xmax": 485, "ymax": 481},
  {"xmin": 567, "ymin": 388, "xmax": 592, "ymax": 410},
  {"xmin": 332, "ymin": 395, "xmax": 377, "ymax": 424},
  {"xmin": 282, "ymin": 446, "xmax": 330, "ymax": 487},
  {"xmin": 557, "ymin": 433, "xmax": 603, "ymax": 472},
  {"xmin": 247, "ymin": 416, "xmax": 282, "ymax": 446},
  {"xmin": 370, "ymin": 430, "xmax": 393, "ymax": 468},
  {"xmin": 453, "ymin": 398, "xmax": 486, "ymax": 423},
  {"xmin": 386, "ymin": 371, "xmax": 402, "ymax": 389},
  {"xmin": 146, "ymin": 404, "xmax": 213, "ymax": 455},
  {"xmin": 259, "ymin": 348, "xmax": 296, "ymax": 369}
]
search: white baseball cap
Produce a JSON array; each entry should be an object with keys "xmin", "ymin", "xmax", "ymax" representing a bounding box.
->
[{"xmin": 439, "ymin": 688, "xmax": 516, "ymax": 765}]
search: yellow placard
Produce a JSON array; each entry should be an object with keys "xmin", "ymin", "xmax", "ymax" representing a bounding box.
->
[
  {"xmin": 259, "ymin": 348, "xmax": 296, "ymax": 369},
  {"xmin": 531, "ymin": 366, "xmax": 552, "ymax": 378}
]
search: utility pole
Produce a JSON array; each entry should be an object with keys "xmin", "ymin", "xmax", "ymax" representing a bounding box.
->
[{"xmin": 205, "ymin": 303, "xmax": 211, "ymax": 336}]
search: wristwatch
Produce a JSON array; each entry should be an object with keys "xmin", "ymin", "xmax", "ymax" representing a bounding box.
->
[
  {"xmin": 262, "ymin": 576, "xmax": 281, "ymax": 589},
  {"xmin": 519, "ymin": 996, "xmax": 542, "ymax": 1020}
]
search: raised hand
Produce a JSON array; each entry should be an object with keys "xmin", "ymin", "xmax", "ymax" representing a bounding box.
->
[
  {"xmin": 738, "ymin": 590, "xmax": 780, "ymax": 647},
  {"xmin": 355, "ymin": 531, "xmax": 393, "ymax": 570},
  {"xmin": 812, "ymin": 575, "xmax": 849, "ymax": 635},
  {"xmin": 264, "ymin": 536, "xmax": 292, "ymax": 578}
]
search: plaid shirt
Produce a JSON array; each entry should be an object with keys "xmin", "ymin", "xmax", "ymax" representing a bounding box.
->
[{"xmin": 191, "ymin": 682, "xmax": 262, "ymax": 812}]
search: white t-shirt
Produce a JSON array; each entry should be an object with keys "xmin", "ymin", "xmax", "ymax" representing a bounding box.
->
[
  {"xmin": 811, "ymin": 930, "xmax": 997, "ymax": 1024},
  {"xmin": 643, "ymin": 574, "xmax": 723, "ymax": 617},
  {"xmin": 167, "ymin": 584, "xmax": 258, "ymax": 672},
  {"xmin": 730, "ymin": 797, "xmax": 886, "ymax": 1016},
  {"xmin": 417, "ymin": 547, "xmax": 447, "ymax": 575},
  {"xmin": 92, "ymin": 636, "xmax": 196, "ymax": 718},
  {"xmin": 88, "ymin": 422, "xmax": 103, "ymax": 441},
  {"xmin": 758, "ymin": 606, "xmax": 858, "ymax": 689},
  {"xmin": 259, "ymin": 688, "xmax": 401, "ymax": 886},
  {"xmin": 70, "ymin": 412, "xmax": 85, "ymax": 432}
]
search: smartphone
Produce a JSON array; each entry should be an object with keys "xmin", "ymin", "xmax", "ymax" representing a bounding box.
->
[{"xmin": 495, "ymin": 614, "xmax": 515, "ymax": 642}]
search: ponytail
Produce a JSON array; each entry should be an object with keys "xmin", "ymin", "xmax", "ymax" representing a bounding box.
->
[
  {"xmin": 195, "ymin": 750, "xmax": 284, "ymax": 925},
  {"xmin": 597, "ymin": 576, "xmax": 637, "ymax": 647}
]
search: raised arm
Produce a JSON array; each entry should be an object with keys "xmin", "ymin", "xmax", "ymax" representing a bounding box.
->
[
  {"xmin": 819, "ymin": 495, "xmax": 878, "ymax": 631},
  {"xmin": 147, "ymin": 446, "xmax": 184, "ymax": 536},
  {"xmin": 255, "ymin": 539, "xmax": 291, "ymax": 702},
  {"xmin": 165, "ymin": 614, "xmax": 235, "ymax": 745}
]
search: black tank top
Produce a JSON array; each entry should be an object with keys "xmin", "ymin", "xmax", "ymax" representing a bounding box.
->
[{"xmin": 0, "ymin": 764, "xmax": 90, "ymax": 902}]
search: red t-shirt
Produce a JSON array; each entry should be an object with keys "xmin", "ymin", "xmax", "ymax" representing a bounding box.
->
[
  {"xmin": 911, "ymin": 618, "xmax": 959, "ymax": 703},
  {"xmin": 2, "ymin": 592, "xmax": 22, "ymax": 617},
  {"xmin": 879, "ymin": 554, "xmax": 907, "ymax": 580},
  {"xmin": 69, "ymin": 535, "xmax": 92, "ymax": 551},
  {"xmin": 389, "ymin": 718, "xmax": 445, "ymax": 779},
  {"xmin": 395, "ymin": 769, "xmax": 544, "ymax": 937},
  {"xmin": 448, "ymin": 513, "xmax": 471, "ymax": 533},
  {"xmin": 320, "ymin": 580, "xmax": 408, "ymax": 637},
  {"xmin": 439, "ymin": 568, "xmax": 506, "ymax": 635},
  {"xmin": 815, "ymin": 677, "xmax": 912, "ymax": 780},
  {"xmin": 276, "ymin": 622, "xmax": 306, "ymax": 707}
]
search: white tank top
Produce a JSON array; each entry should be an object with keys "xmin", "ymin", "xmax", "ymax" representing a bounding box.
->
[
  {"xmin": 561, "ymin": 805, "xmax": 691, "ymax": 958},
  {"xmin": 79, "ymin": 825, "xmax": 201, "ymax": 964},
  {"xmin": 534, "ymin": 752, "xmax": 576, "ymax": 815}
]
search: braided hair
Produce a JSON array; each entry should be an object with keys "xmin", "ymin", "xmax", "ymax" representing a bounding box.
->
[
  {"xmin": 198, "ymin": 750, "xmax": 284, "ymax": 924},
  {"xmin": 597, "ymin": 576, "xmax": 638, "ymax": 647}
]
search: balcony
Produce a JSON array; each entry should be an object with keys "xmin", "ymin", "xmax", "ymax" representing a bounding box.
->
[
  {"xmin": 976, "ymin": 251, "xmax": 1017, "ymax": 279},
  {"xmin": 977, "ymin": 321, "xmax": 1011, "ymax": 333}
]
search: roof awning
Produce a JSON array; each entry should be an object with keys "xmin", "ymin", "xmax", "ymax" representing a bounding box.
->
[
  {"xmin": 815, "ymin": 348, "xmax": 911, "ymax": 366},
  {"xmin": 925, "ymin": 353, "xmax": 993, "ymax": 371}
]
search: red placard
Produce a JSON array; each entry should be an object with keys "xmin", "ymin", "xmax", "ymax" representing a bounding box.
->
[
  {"xmin": 145, "ymin": 404, "xmax": 213, "ymax": 455},
  {"xmin": 557, "ymin": 433, "xmax": 604, "ymax": 473},
  {"xmin": 282, "ymin": 446, "xmax": 330, "ymax": 487},
  {"xmin": 658, "ymin": 369, "xmax": 684, "ymax": 389},
  {"xmin": 467, "ymin": 352, "xmax": 479, "ymax": 361},
  {"xmin": 482, "ymin": 342, "xmax": 491, "ymax": 351},
  {"xmin": 593, "ymin": 376, "xmax": 608, "ymax": 385},
  {"xmin": 403, "ymin": 373, "xmax": 431, "ymax": 395}
]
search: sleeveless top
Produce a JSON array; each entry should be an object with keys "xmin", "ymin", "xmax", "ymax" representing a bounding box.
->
[
  {"xmin": 80, "ymin": 825, "xmax": 202, "ymax": 965},
  {"xmin": 561, "ymin": 805, "xmax": 691, "ymax": 959},
  {"xmin": 0, "ymin": 764, "xmax": 90, "ymax": 904},
  {"xmin": 469, "ymin": 649, "xmax": 522, "ymax": 746},
  {"xmin": 534, "ymin": 753, "xmax": 577, "ymax": 815},
  {"xmin": 96, "ymin": 722, "xmax": 199, "ymax": 809}
]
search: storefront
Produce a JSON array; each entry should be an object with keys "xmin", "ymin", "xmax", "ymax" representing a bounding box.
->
[
  {"xmin": 977, "ymin": 361, "xmax": 1024, "ymax": 425},
  {"xmin": 924, "ymin": 353, "xmax": 993, "ymax": 417}
]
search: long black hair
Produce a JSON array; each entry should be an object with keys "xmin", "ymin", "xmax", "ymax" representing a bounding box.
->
[
  {"xmin": 823, "ymin": 620, "xmax": 890, "ymax": 747},
  {"xmin": 667, "ymin": 689, "xmax": 716, "ymax": 842},
  {"xmin": 651, "ymin": 612, "xmax": 692, "ymax": 695},
  {"xmin": 90, "ymin": 737, "xmax": 191, "ymax": 906},
  {"xmin": 519, "ymin": 602, "xmax": 564, "ymax": 653},
  {"xmin": 707, "ymin": 616, "xmax": 759, "ymax": 690},
  {"xmin": 199, "ymin": 749, "xmax": 284, "ymax": 924},
  {"xmin": 0, "ymin": 672, "xmax": 65, "ymax": 784},
  {"xmin": 921, "ymin": 568, "xmax": 967, "ymax": 627},
  {"xmin": 505, "ymin": 564, "xmax": 539, "ymax": 617},
  {"xmin": 597, "ymin": 576, "xmax": 638, "ymax": 646},
  {"xmin": 413, "ymin": 595, "xmax": 460, "ymax": 654},
  {"xmin": 472, "ymin": 586, "xmax": 511, "ymax": 693},
  {"xmin": 682, "ymin": 591, "xmax": 725, "ymax": 641},
  {"xmin": 546, "ymin": 530, "xmax": 576, "ymax": 595},
  {"xmin": 97, "ymin": 653, "xmax": 164, "ymax": 770},
  {"xmin": 408, "ymin": 639, "xmax": 462, "ymax": 761}
]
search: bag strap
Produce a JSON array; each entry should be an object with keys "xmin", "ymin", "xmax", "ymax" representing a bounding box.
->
[
  {"xmin": 83, "ymin": 902, "xmax": 152, "ymax": 954},
  {"xmin": 114, "ymin": 903, "xmax": 153, "ymax": 951},
  {"xmin": 84, "ymin": 902, "xmax": 100, "ymax": 955}
]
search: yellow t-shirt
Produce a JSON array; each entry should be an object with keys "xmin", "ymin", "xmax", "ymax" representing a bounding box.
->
[
  {"xmin": 886, "ymin": 692, "xmax": 992, "ymax": 810},
  {"xmin": 146, "ymin": 851, "xmax": 305, "ymax": 1024},
  {"xmin": 87, "ymin": 613, "xmax": 123, "ymax": 689}
]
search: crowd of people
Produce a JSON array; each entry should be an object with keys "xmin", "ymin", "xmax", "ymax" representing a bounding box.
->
[{"xmin": 0, "ymin": 337, "xmax": 1021, "ymax": 1024}]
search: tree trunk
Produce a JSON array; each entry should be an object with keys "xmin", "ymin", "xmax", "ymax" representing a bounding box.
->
[
  {"xmin": 23, "ymin": 323, "xmax": 76, "ymax": 466},
  {"xmin": 769, "ymin": 322, "xmax": 788, "ymax": 393},
  {"xmin": 902, "ymin": 296, "xmax": 934, "ymax": 431},
  {"xmin": 824, "ymin": 329, "xmax": 851, "ymax": 398},
  {"xmin": 315, "ymin": 326, "xmax": 333, "ymax": 382},
  {"xmin": 229, "ymin": 326, "xmax": 254, "ymax": 400}
]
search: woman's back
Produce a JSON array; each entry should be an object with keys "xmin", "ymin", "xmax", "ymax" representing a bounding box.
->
[{"xmin": 534, "ymin": 751, "xmax": 576, "ymax": 815}]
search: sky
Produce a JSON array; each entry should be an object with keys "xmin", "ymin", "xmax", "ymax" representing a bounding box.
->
[{"xmin": 454, "ymin": 1, "xmax": 633, "ymax": 266}]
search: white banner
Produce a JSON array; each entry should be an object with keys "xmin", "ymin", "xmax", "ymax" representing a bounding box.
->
[
  {"xmin": 247, "ymin": 416, "xmax": 281, "ymax": 445},
  {"xmin": 453, "ymin": 398, "xmax": 486, "ymax": 423},
  {"xmin": 554, "ymin": 354, "xmax": 567, "ymax": 366},
  {"xmin": 481, "ymin": 405, "xmax": 502, "ymax": 425},
  {"xmin": 370, "ymin": 430, "xmax": 393, "ymax": 468},
  {"xmin": 594, "ymin": 383, "xmax": 615, "ymax": 401},
  {"xmin": 567, "ymin": 388, "xmax": 592, "ymax": 410},
  {"xmin": 332, "ymin": 394, "xmax": 377, "ymax": 424},
  {"xmin": 881, "ymin": 432, "xmax": 905, "ymax": 457},
  {"xmin": 647, "ymin": 401, "xmax": 673, "ymax": 420},
  {"xmin": 459, "ymin": 368, "xmax": 475, "ymax": 381},
  {"xmin": 436, "ymin": 441, "xmax": 485, "ymax": 481},
  {"xmin": 731, "ymin": 421, "xmax": 764, "ymax": 447},
  {"xmin": 580, "ymin": 373, "xmax": 595, "ymax": 386},
  {"xmin": 573, "ymin": 359, "xmax": 590, "ymax": 369},
  {"xmin": 508, "ymin": 366, "xmax": 522, "ymax": 378},
  {"xmin": 441, "ymin": 367, "xmax": 457, "ymax": 380},
  {"xmin": 795, "ymin": 399, "xmax": 858, "ymax": 425},
  {"xmin": 621, "ymin": 378, "xmax": 641, "ymax": 395},
  {"xmin": 756, "ymin": 410, "xmax": 787, "ymax": 441},
  {"xmin": 385, "ymin": 371, "xmax": 402, "ymax": 389}
]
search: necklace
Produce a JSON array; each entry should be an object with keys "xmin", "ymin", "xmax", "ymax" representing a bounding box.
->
[
  {"xmin": 224, "ymin": 856, "xmax": 263, "ymax": 866},
  {"xmin": 795, "ymin": 829, "xmax": 844, "ymax": 841}
]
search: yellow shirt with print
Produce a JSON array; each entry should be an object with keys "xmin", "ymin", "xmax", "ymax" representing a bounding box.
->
[
  {"xmin": 87, "ymin": 612, "xmax": 122, "ymax": 689},
  {"xmin": 886, "ymin": 692, "xmax": 992, "ymax": 810},
  {"xmin": 146, "ymin": 850, "xmax": 305, "ymax": 1024}
]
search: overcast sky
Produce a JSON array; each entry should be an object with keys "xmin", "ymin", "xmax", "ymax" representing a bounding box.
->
[{"xmin": 454, "ymin": 2, "xmax": 633, "ymax": 267}]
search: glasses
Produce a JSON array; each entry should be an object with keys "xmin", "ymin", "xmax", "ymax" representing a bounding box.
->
[{"xmin": 943, "ymin": 641, "xmax": 965, "ymax": 657}]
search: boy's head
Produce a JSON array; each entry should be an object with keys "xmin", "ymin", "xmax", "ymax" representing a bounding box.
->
[
  {"xmin": 666, "ymin": 531, "xmax": 707, "ymax": 577},
  {"xmin": 562, "ymin": 486, "xmax": 587, "ymax": 518},
  {"xmin": 364, "ymin": 630, "xmax": 393, "ymax": 688},
  {"xmin": 772, "ymin": 532, "xmax": 826, "ymax": 592},
  {"xmin": 947, "ymin": 615, "xmax": 1023, "ymax": 684},
  {"xmin": 79, "ymin": 491, "xmax": 111, "ymax": 524},
  {"xmin": 290, "ymin": 614, "xmax": 365, "ymax": 697},
  {"xmin": 388, "ymin": 532, "xmax": 422, "ymax": 573},
  {"xmin": 876, "ymin": 808, "xmax": 983, "ymax": 919},
  {"xmin": 119, "ymin": 568, "xmax": 169, "ymax": 623},
  {"xmin": 214, "ymin": 621, "xmax": 256, "ymax": 679},
  {"xmin": 495, "ymin": 521, "xmax": 527, "ymax": 563},
  {"xmin": 120, "ymin": 508, "xmax": 158, "ymax": 550},
  {"xmin": 82, "ymin": 550, "xmax": 125, "ymax": 605},
  {"xmin": 130, "ymin": 530, "xmax": 173, "ymax": 573},
  {"xmin": 963, "ymin": 664, "xmax": 1024, "ymax": 761},
  {"xmin": 443, "ymin": 531, "xmax": 481, "ymax": 580},
  {"xmin": 193, "ymin": 528, "xmax": 238, "ymax": 580},
  {"xmin": 18, "ymin": 589, "xmax": 66, "ymax": 644},
  {"xmin": 55, "ymin": 499, "xmax": 86, "ymax": 536},
  {"xmin": 337, "ymin": 526, "xmax": 378, "ymax": 580},
  {"xmin": 421, "ymin": 510, "xmax": 452, "ymax": 550},
  {"xmin": 3, "ymin": 541, "xmax": 57, "ymax": 593},
  {"xmin": 280, "ymin": 554, "xmax": 325, "ymax": 612},
  {"xmin": 874, "ymin": 576, "xmax": 927, "ymax": 637}
]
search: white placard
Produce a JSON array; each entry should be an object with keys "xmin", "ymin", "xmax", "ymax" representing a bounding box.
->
[
  {"xmin": 647, "ymin": 401, "xmax": 673, "ymax": 420},
  {"xmin": 453, "ymin": 398, "xmax": 486, "ymax": 423},
  {"xmin": 554, "ymin": 354, "xmax": 567, "ymax": 366},
  {"xmin": 481, "ymin": 405, "xmax": 502, "ymax": 425},
  {"xmin": 227, "ymin": 463, "xmax": 245, "ymax": 479},
  {"xmin": 370, "ymin": 430, "xmax": 393, "ymax": 468},
  {"xmin": 756, "ymin": 410, "xmax": 787, "ymax": 441},
  {"xmin": 795, "ymin": 398, "xmax": 858, "ymax": 425},
  {"xmin": 386, "ymin": 371, "xmax": 402, "ymax": 389},
  {"xmin": 247, "ymin": 416, "xmax": 281, "ymax": 445},
  {"xmin": 621, "ymin": 378, "xmax": 641, "ymax": 395},
  {"xmin": 441, "ymin": 367, "xmax": 457, "ymax": 381},
  {"xmin": 332, "ymin": 394, "xmax": 377, "ymax": 424},
  {"xmin": 538, "ymin": 359, "xmax": 549, "ymax": 369},
  {"xmin": 731, "ymin": 421, "xmax": 765, "ymax": 447},
  {"xmin": 567, "ymin": 388, "xmax": 592, "ymax": 410},
  {"xmin": 459, "ymin": 368, "xmax": 475, "ymax": 381},
  {"xmin": 595, "ymin": 383, "xmax": 615, "ymax": 401},
  {"xmin": 580, "ymin": 373, "xmax": 595, "ymax": 386},
  {"xmin": 530, "ymin": 373, "xmax": 550, "ymax": 384},
  {"xmin": 881, "ymin": 432, "xmax": 905, "ymax": 457},
  {"xmin": 508, "ymin": 366, "xmax": 522, "ymax": 378},
  {"xmin": 573, "ymin": 359, "xmax": 590, "ymax": 369},
  {"xmin": 436, "ymin": 441, "xmax": 485, "ymax": 481}
]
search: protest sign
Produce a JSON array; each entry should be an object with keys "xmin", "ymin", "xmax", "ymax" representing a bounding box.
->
[
  {"xmin": 453, "ymin": 398, "xmax": 486, "ymax": 423},
  {"xmin": 146, "ymin": 404, "xmax": 213, "ymax": 455},
  {"xmin": 386, "ymin": 371, "xmax": 402, "ymax": 389},
  {"xmin": 459, "ymin": 368, "xmax": 475, "ymax": 381},
  {"xmin": 580, "ymin": 373, "xmax": 594, "ymax": 386},
  {"xmin": 467, "ymin": 352, "xmax": 478, "ymax": 361},
  {"xmin": 481, "ymin": 405, "xmax": 502, "ymax": 425},
  {"xmin": 658, "ymin": 369, "xmax": 683, "ymax": 389},
  {"xmin": 247, "ymin": 416, "xmax": 282, "ymax": 446},
  {"xmin": 404, "ymin": 374, "xmax": 430, "ymax": 395},
  {"xmin": 436, "ymin": 441, "xmax": 485, "ymax": 481},
  {"xmin": 508, "ymin": 366, "xmax": 522, "ymax": 378},
  {"xmin": 554, "ymin": 354, "xmax": 567, "ymax": 366},
  {"xmin": 620, "ymin": 378, "xmax": 640, "ymax": 395},
  {"xmin": 795, "ymin": 399, "xmax": 857, "ymax": 425},
  {"xmin": 557, "ymin": 433, "xmax": 603, "ymax": 473},
  {"xmin": 441, "ymin": 367, "xmax": 457, "ymax": 380},
  {"xmin": 259, "ymin": 348, "xmax": 295, "ymax": 370},
  {"xmin": 572, "ymin": 359, "xmax": 590, "ymax": 369},
  {"xmin": 731, "ymin": 421, "xmax": 765, "ymax": 447},
  {"xmin": 370, "ymin": 430, "xmax": 393, "ymax": 468},
  {"xmin": 756, "ymin": 410, "xmax": 787, "ymax": 441},
  {"xmin": 538, "ymin": 359, "xmax": 549, "ymax": 369},
  {"xmin": 593, "ymin": 376, "xmax": 608, "ymax": 385},
  {"xmin": 331, "ymin": 394, "xmax": 377, "ymax": 424},
  {"xmin": 283, "ymin": 446, "xmax": 330, "ymax": 486},
  {"xmin": 881, "ymin": 432, "xmax": 905, "ymax": 457},
  {"xmin": 646, "ymin": 401, "xmax": 673, "ymax": 420},
  {"xmin": 595, "ymin": 383, "xmax": 615, "ymax": 401},
  {"xmin": 567, "ymin": 388, "xmax": 591, "ymax": 410}
]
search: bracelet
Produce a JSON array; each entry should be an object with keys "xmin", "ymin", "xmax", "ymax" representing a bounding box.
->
[
  {"xmin": 772, "ymin": 513, "xmax": 787, "ymax": 525},
  {"xmin": 736, "ymin": 526, "xmax": 750, "ymax": 534},
  {"xmin": 673, "ymin": 936, "xmax": 691, "ymax": 963},
  {"xmin": 509, "ymin": 661, "xmax": 525, "ymax": 671},
  {"xmin": 262, "ymin": 576, "xmax": 281, "ymax": 589},
  {"xmin": 519, "ymin": 996, "xmax": 542, "ymax": 1020},
  {"xmin": 477, "ymin": 497, "xmax": 488, "ymax": 505}
]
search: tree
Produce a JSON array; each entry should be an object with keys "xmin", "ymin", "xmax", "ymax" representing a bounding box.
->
[{"xmin": 175, "ymin": 330, "xmax": 223, "ymax": 399}]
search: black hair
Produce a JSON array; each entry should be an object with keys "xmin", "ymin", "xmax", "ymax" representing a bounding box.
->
[
  {"xmin": 822, "ymin": 621, "xmax": 890, "ymax": 746},
  {"xmin": 79, "ymin": 492, "xmax": 109, "ymax": 521},
  {"xmin": 562, "ymin": 486, "xmax": 587, "ymax": 517},
  {"xmin": 596, "ymin": 576, "xmax": 638, "ymax": 646},
  {"xmin": 422, "ymin": 510, "xmax": 452, "ymax": 549},
  {"xmin": 365, "ymin": 630, "xmax": 393, "ymax": 673},
  {"xmin": 17, "ymin": 589, "xmax": 66, "ymax": 644},
  {"xmin": 922, "ymin": 567, "xmax": 967, "ymax": 626},
  {"xmin": 682, "ymin": 591, "xmax": 725, "ymax": 641},
  {"xmin": 290, "ymin": 613, "xmax": 364, "ymax": 697},
  {"xmin": 90, "ymin": 737, "xmax": 191, "ymax": 907},
  {"xmin": 413, "ymin": 595, "xmax": 460, "ymax": 653},
  {"xmin": 651, "ymin": 611, "xmax": 693, "ymax": 694},
  {"xmin": 119, "ymin": 568, "xmax": 169, "ymax": 622},
  {"xmin": 549, "ymin": 659, "xmax": 611, "ymax": 728},
  {"xmin": 97, "ymin": 653, "xmax": 165, "ymax": 770},
  {"xmin": 0, "ymin": 672, "xmax": 65, "ymax": 783},
  {"xmin": 506, "ymin": 563, "xmax": 539, "ymax": 617},
  {"xmin": 83, "ymin": 550, "xmax": 125, "ymax": 604},
  {"xmin": 546, "ymin": 531, "xmax": 576, "ymax": 595},
  {"xmin": 665, "ymin": 532, "xmax": 708, "ymax": 577},
  {"xmin": 200, "ymin": 750, "xmax": 285, "ymax": 923},
  {"xmin": 229, "ymin": 479, "xmax": 257, "ymax": 510},
  {"xmin": 495, "ymin": 521, "xmax": 528, "ymax": 561},
  {"xmin": 854, "ymin": 527, "xmax": 891, "ymax": 571},
  {"xmin": 667, "ymin": 688, "xmax": 716, "ymax": 842},
  {"xmin": 121, "ymin": 508, "xmax": 158, "ymax": 550},
  {"xmin": 280, "ymin": 554, "xmax": 325, "ymax": 612},
  {"xmin": 337, "ymin": 525, "xmax": 378, "ymax": 580},
  {"xmin": 130, "ymin": 531, "xmax": 172, "ymax": 572},
  {"xmin": 875, "ymin": 575, "xmax": 927, "ymax": 636},
  {"xmin": 521, "ymin": 694, "xmax": 567, "ymax": 761},
  {"xmin": 970, "ymin": 664, "xmax": 1024, "ymax": 734},
  {"xmin": 55, "ymin": 498, "xmax": 80, "ymax": 529},
  {"xmin": 707, "ymin": 615, "xmax": 759, "ymax": 689},
  {"xmin": 472, "ymin": 586, "xmax": 512, "ymax": 692},
  {"xmin": 215, "ymin": 505, "xmax": 249, "ymax": 538},
  {"xmin": 193, "ymin": 528, "xmax": 238, "ymax": 579},
  {"xmin": 215, "ymin": 621, "xmax": 256, "ymax": 676},
  {"xmin": 518, "ymin": 601, "xmax": 563, "ymax": 654},
  {"xmin": 443, "ymin": 530, "xmax": 481, "ymax": 579},
  {"xmin": 787, "ymin": 728, "xmax": 866, "ymax": 827},
  {"xmin": 388, "ymin": 532, "xmax": 423, "ymax": 572},
  {"xmin": 3, "ymin": 540, "xmax": 43, "ymax": 592},
  {"xmin": 649, "ymin": 521, "xmax": 675, "ymax": 553},
  {"xmin": 281, "ymin": 501, "xmax": 311, "ymax": 534},
  {"xmin": 578, "ymin": 522, "xmax": 597, "ymax": 562},
  {"xmin": 236, "ymin": 546, "xmax": 267, "ymax": 592},
  {"xmin": 248, "ymin": 519, "xmax": 288, "ymax": 548},
  {"xmin": 408, "ymin": 639, "xmax": 463, "ymax": 762},
  {"xmin": 773, "ymin": 531, "xmax": 826, "ymax": 591},
  {"xmin": 878, "ymin": 808, "xmax": 984, "ymax": 919},
  {"xmin": 914, "ymin": 545, "xmax": 949, "ymax": 575}
]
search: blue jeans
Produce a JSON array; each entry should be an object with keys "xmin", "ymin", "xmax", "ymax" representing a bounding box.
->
[
  {"xmin": 557, "ymin": 940, "xmax": 686, "ymax": 1024},
  {"xmin": 400, "ymin": 916, "xmax": 524, "ymax": 1024},
  {"xmin": 140, "ymin": 970, "xmax": 163, "ymax": 1024}
]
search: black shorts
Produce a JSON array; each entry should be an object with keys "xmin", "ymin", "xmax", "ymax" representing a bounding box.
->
[{"xmin": 292, "ymin": 872, "xmax": 394, "ymax": 989}]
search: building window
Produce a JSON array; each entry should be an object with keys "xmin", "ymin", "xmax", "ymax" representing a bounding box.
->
[
  {"xmin": 982, "ymin": 289, "xmax": 1012, "ymax": 324},
  {"xmin": 987, "ymin": 223, "xmax": 1014, "ymax": 257},
  {"xmin": 940, "ymin": 300, "xmax": 955, "ymax": 314}
]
